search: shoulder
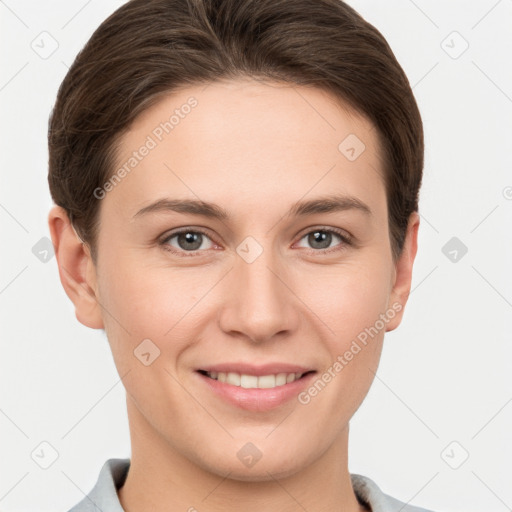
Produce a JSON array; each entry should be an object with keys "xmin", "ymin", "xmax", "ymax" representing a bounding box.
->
[
  {"xmin": 66, "ymin": 458, "xmax": 130, "ymax": 512},
  {"xmin": 66, "ymin": 461, "xmax": 439, "ymax": 512},
  {"xmin": 351, "ymin": 474, "xmax": 438, "ymax": 512}
]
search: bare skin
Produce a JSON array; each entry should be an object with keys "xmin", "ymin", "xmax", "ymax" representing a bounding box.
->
[{"xmin": 49, "ymin": 78, "xmax": 418, "ymax": 512}]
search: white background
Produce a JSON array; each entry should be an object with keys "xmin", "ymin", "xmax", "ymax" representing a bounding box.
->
[{"xmin": 1, "ymin": 1, "xmax": 511, "ymax": 511}]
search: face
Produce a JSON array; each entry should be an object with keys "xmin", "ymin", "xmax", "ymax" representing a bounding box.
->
[{"xmin": 57, "ymin": 78, "xmax": 417, "ymax": 481}]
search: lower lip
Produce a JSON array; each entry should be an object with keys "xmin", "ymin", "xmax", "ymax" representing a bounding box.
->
[{"xmin": 196, "ymin": 371, "xmax": 317, "ymax": 412}]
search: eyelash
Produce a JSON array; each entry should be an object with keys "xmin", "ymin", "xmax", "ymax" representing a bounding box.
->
[{"xmin": 159, "ymin": 226, "xmax": 353, "ymax": 258}]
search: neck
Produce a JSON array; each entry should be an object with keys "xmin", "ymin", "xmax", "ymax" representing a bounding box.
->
[{"xmin": 118, "ymin": 396, "xmax": 366, "ymax": 512}]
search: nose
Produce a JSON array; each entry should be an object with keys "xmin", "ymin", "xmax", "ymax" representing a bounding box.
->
[{"xmin": 217, "ymin": 244, "xmax": 300, "ymax": 344}]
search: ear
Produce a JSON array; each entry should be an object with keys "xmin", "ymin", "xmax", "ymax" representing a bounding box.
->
[
  {"xmin": 385, "ymin": 212, "xmax": 420, "ymax": 332},
  {"xmin": 48, "ymin": 205, "xmax": 104, "ymax": 329}
]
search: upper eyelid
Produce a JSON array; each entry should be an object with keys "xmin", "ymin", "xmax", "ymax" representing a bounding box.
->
[
  {"xmin": 296, "ymin": 225, "xmax": 351, "ymax": 241},
  {"xmin": 161, "ymin": 226, "xmax": 217, "ymax": 243}
]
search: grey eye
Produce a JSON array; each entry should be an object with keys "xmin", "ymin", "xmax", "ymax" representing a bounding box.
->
[{"xmin": 165, "ymin": 231, "xmax": 214, "ymax": 252}]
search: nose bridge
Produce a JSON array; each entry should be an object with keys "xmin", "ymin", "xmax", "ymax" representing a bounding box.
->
[{"xmin": 218, "ymin": 238, "xmax": 298, "ymax": 343}]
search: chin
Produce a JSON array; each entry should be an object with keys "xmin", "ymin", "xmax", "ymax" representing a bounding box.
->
[{"xmin": 200, "ymin": 452, "xmax": 307, "ymax": 483}]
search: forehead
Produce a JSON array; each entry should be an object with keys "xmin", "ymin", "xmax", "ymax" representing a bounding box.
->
[{"xmin": 108, "ymin": 78, "xmax": 386, "ymax": 217}]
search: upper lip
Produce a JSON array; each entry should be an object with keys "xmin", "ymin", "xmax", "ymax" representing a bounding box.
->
[{"xmin": 198, "ymin": 362, "xmax": 316, "ymax": 376}]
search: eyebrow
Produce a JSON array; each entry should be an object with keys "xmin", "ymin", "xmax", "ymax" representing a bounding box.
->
[{"xmin": 132, "ymin": 194, "xmax": 372, "ymax": 220}]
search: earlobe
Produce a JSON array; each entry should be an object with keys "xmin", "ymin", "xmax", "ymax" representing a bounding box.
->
[
  {"xmin": 385, "ymin": 212, "xmax": 420, "ymax": 332},
  {"xmin": 48, "ymin": 205, "xmax": 104, "ymax": 329}
]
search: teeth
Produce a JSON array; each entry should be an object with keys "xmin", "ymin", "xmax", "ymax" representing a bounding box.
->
[
  {"xmin": 241, "ymin": 374, "xmax": 259, "ymax": 388},
  {"xmin": 276, "ymin": 373, "xmax": 287, "ymax": 386},
  {"xmin": 206, "ymin": 371, "xmax": 305, "ymax": 389},
  {"xmin": 226, "ymin": 372, "xmax": 241, "ymax": 386}
]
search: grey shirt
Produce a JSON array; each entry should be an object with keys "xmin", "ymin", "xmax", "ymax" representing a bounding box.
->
[{"xmin": 67, "ymin": 458, "xmax": 436, "ymax": 512}]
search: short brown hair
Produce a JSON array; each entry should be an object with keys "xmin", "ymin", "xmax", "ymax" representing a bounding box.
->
[{"xmin": 48, "ymin": 0, "xmax": 423, "ymax": 262}]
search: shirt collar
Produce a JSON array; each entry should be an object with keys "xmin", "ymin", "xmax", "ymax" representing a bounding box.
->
[{"xmin": 68, "ymin": 458, "xmax": 433, "ymax": 512}]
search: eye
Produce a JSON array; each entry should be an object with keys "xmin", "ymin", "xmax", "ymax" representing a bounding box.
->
[
  {"xmin": 159, "ymin": 226, "xmax": 353, "ymax": 257},
  {"xmin": 160, "ymin": 228, "xmax": 217, "ymax": 256},
  {"xmin": 295, "ymin": 227, "xmax": 352, "ymax": 253}
]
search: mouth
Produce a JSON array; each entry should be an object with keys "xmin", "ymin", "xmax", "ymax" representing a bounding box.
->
[
  {"xmin": 196, "ymin": 369, "xmax": 316, "ymax": 390},
  {"xmin": 195, "ymin": 365, "xmax": 318, "ymax": 411}
]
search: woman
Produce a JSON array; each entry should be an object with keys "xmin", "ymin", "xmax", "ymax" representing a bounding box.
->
[{"xmin": 47, "ymin": 0, "xmax": 433, "ymax": 510}]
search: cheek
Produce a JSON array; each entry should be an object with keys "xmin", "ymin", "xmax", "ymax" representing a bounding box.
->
[
  {"xmin": 294, "ymin": 265, "xmax": 391, "ymax": 422},
  {"xmin": 96, "ymin": 264, "xmax": 200, "ymax": 417},
  {"xmin": 96, "ymin": 258, "xmax": 212, "ymax": 368},
  {"xmin": 98, "ymin": 251, "xmax": 182, "ymax": 328},
  {"xmin": 299, "ymin": 259, "xmax": 393, "ymax": 345}
]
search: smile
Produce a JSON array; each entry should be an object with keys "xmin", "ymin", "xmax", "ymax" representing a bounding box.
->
[
  {"xmin": 199, "ymin": 370, "xmax": 312, "ymax": 389},
  {"xmin": 196, "ymin": 368, "xmax": 317, "ymax": 411}
]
